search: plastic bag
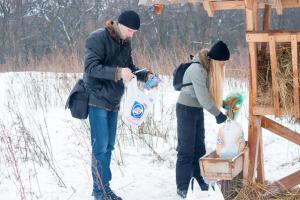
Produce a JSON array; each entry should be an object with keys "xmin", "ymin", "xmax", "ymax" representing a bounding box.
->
[
  {"xmin": 216, "ymin": 120, "xmax": 245, "ymax": 159},
  {"xmin": 223, "ymin": 92, "xmax": 244, "ymax": 120},
  {"xmin": 122, "ymin": 77, "xmax": 153, "ymax": 127},
  {"xmin": 186, "ymin": 178, "xmax": 224, "ymax": 200}
]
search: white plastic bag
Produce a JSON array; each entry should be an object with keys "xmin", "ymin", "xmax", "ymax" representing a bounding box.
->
[
  {"xmin": 122, "ymin": 77, "xmax": 152, "ymax": 127},
  {"xmin": 186, "ymin": 178, "xmax": 224, "ymax": 200},
  {"xmin": 216, "ymin": 120, "xmax": 245, "ymax": 159}
]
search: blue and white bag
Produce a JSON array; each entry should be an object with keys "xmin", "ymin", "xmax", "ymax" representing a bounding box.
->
[{"xmin": 122, "ymin": 77, "xmax": 153, "ymax": 127}]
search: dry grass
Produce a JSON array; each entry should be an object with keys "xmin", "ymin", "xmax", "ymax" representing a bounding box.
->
[
  {"xmin": 234, "ymin": 182, "xmax": 300, "ymax": 200},
  {"xmin": 0, "ymin": 50, "xmax": 82, "ymax": 73},
  {"xmin": 0, "ymin": 43, "xmax": 249, "ymax": 80},
  {"xmin": 133, "ymin": 42, "xmax": 248, "ymax": 79}
]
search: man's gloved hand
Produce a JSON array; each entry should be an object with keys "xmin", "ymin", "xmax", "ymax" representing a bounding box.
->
[{"xmin": 215, "ymin": 112, "xmax": 227, "ymax": 124}]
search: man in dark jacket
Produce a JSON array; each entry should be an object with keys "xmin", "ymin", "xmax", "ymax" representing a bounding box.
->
[{"xmin": 83, "ymin": 10, "xmax": 153, "ymax": 200}]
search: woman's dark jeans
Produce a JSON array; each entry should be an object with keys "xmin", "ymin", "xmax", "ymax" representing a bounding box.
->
[{"xmin": 176, "ymin": 103, "xmax": 206, "ymax": 192}]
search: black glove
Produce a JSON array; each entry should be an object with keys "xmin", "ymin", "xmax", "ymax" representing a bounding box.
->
[
  {"xmin": 216, "ymin": 112, "xmax": 227, "ymax": 124},
  {"xmin": 222, "ymin": 100, "xmax": 226, "ymax": 109}
]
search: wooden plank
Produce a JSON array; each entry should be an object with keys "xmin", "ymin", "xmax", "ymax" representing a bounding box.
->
[
  {"xmin": 279, "ymin": 0, "xmax": 300, "ymax": 8},
  {"xmin": 253, "ymin": 1, "xmax": 259, "ymax": 31},
  {"xmin": 203, "ymin": 162, "xmax": 230, "ymax": 173},
  {"xmin": 261, "ymin": 116, "xmax": 300, "ymax": 145},
  {"xmin": 213, "ymin": 0, "xmax": 300, "ymax": 10},
  {"xmin": 232, "ymin": 155, "xmax": 244, "ymax": 178},
  {"xmin": 245, "ymin": 0, "xmax": 254, "ymax": 9},
  {"xmin": 258, "ymin": 0, "xmax": 275, "ymax": 4},
  {"xmin": 242, "ymin": 147, "xmax": 249, "ymax": 184},
  {"xmin": 246, "ymin": 10, "xmax": 254, "ymax": 31},
  {"xmin": 291, "ymin": 34, "xmax": 300, "ymax": 118},
  {"xmin": 212, "ymin": 1, "xmax": 245, "ymax": 10},
  {"xmin": 275, "ymin": 170, "xmax": 300, "ymax": 190},
  {"xmin": 139, "ymin": 0, "xmax": 300, "ymax": 9},
  {"xmin": 256, "ymin": 133, "xmax": 265, "ymax": 184},
  {"xmin": 275, "ymin": 0, "xmax": 283, "ymax": 15},
  {"xmin": 249, "ymin": 42, "xmax": 258, "ymax": 105},
  {"xmin": 246, "ymin": 0, "xmax": 259, "ymax": 183},
  {"xmin": 261, "ymin": 4, "xmax": 271, "ymax": 59},
  {"xmin": 246, "ymin": 32, "xmax": 300, "ymax": 42},
  {"xmin": 203, "ymin": 0, "xmax": 214, "ymax": 17},
  {"xmin": 262, "ymin": 4, "xmax": 271, "ymax": 31},
  {"xmin": 269, "ymin": 35, "xmax": 280, "ymax": 117},
  {"xmin": 269, "ymin": 170, "xmax": 300, "ymax": 193},
  {"xmin": 248, "ymin": 116, "xmax": 262, "ymax": 182}
]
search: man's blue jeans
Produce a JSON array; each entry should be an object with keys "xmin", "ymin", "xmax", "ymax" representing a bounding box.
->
[{"xmin": 88, "ymin": 106, "xmax": 118, "ymax": 196}]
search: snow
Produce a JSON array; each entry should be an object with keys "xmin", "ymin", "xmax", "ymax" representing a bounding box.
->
[{"xmin": 0, "ymin": 72, "xmax": 299, "ymax": 200}]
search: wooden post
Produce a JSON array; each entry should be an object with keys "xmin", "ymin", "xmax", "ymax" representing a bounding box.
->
[
  {"xmin": 269, "ymin": 35, "xmax": 281, "ymax": 117},
  {"xmin": 249, "ymin": 43, "xmax": 258, "ymax": 103},
  {"xmin": 256, "ymin": 133, "xmax": 265, "ymax": 183},
  {"xmin": 275, "ymin": 0, "xmax": 283, "ymax": 15},
  {"xmin": 245, "ymin": 0, "xmax": 254, "ymax": 9},
  {"xmin": 248, "ymin": 116, "xmax": 262, "ymax": 181},
  {"xmin": 261, "ymin": 4, "xmax": 271, "ymax": 60},
  {"xmin": 242, "ymin": 146, "xmax": 249, "ymax": 184},
  {"xmin": 203, "ymin": 0, "xmax": 215, "ymax": 17},
  {"xmin": 291, "ymin": 34, "xmax": 300, "ymax": 118},
  {"xmin": 246, "ymin": 0, "xmax": 260, "ymax": 182}
]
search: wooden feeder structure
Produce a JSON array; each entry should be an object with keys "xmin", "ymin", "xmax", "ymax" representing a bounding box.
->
[{"xmin": 139, "ymin": 0, "xmax": 300, "ymax": 193}]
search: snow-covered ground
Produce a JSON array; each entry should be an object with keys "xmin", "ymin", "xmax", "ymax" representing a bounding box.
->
[{"xmin": 0, "ymin": 72, "xmax": 299, "ymax": 200}]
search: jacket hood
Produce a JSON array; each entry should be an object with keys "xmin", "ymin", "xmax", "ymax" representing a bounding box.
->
[{"xmin": 105, "ymin": 20, "xmax": 127, "ymax": 44}]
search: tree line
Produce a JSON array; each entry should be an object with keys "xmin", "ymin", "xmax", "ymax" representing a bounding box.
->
[{"xmin": 1, "ymin": 0, "xmax": 299, "ymax": 66}]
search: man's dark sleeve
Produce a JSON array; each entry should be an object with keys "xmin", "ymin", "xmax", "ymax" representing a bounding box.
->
[{"xmin": 83, "ymin": 33, "xmax": 118, "ymax": 81}]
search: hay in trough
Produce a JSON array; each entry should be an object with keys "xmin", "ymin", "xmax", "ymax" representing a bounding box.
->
[
  {"xmin": 256, "ymin": 44, "xmax": 300, "ymax": 118},
  {"xmin": 234, "ymin": 182, "xmax": 300, "ymax": 200}
]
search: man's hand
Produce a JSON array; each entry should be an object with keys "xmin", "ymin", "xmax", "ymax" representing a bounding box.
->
[{"xmin": 121, "ymin": 68, "xmax": 134, "ymax": 82}]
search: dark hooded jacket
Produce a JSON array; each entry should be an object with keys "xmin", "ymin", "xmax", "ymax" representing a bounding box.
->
[{"xmin": 83, "ymin": 21, "xmax": 148, "ymax": 111}]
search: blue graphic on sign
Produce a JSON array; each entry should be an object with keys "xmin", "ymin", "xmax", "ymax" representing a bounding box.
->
[{"xmin": 131, "ymin": 101, "xmax": 145, "ymax": 119}]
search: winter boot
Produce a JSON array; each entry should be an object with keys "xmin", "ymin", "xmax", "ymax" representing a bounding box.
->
[
  {"xmin": 196, "ymin": 176, "xmax": 209, "ymax": 191},
  {"xmin": 177, "ymin": 188, "xmax": 187, "ymax": 199},
  {"xmin": 106, "ymin": 187, "xmax": 122, "ymax": 200},
  {"xmin": 94, "ymin": 193, "xmax": 111, "ymax": 200}
]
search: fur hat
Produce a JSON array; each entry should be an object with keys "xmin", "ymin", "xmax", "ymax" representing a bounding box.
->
[
  {"xmin": 207, "ymin": 41, "xmax": 230, "ymax": 61},
  {"xmin": 118, "ymin": 10, "xmax": 140, "ymax": 30}
]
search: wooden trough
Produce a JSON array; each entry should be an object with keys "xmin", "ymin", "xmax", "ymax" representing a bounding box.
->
[{"xmin": 199, "ymin": 144, "xmax": 249, "ymax": 181}]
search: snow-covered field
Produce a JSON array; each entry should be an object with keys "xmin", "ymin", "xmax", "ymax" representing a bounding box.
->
[{"xmin": 0, "ymin": 72, "xmax": 299, "ymax": 200}]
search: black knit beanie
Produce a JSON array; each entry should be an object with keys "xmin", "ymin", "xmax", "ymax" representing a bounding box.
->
[
  {"xmin": 207, "ymin": 41, "xmax": 230, "ymax": 61},
  {"xmin": 118, "ymin": 10, "xmax": 140, "ymax": 30}
]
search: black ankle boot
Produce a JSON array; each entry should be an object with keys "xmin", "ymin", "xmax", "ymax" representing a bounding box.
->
[
  {"xmin": 93, "ymin": 193, "xmax": 111, "ymax": 200},
  {"xmin": 196, "ymin": 176, "xmax": 209, "ymax": 191},
  {"xmin": 106, "ymin": 187, "xmax": 122, "ymax": 200},
  {"xmin": 177, "ymin": 188, "xmax": 187, "ymax": 199}
]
